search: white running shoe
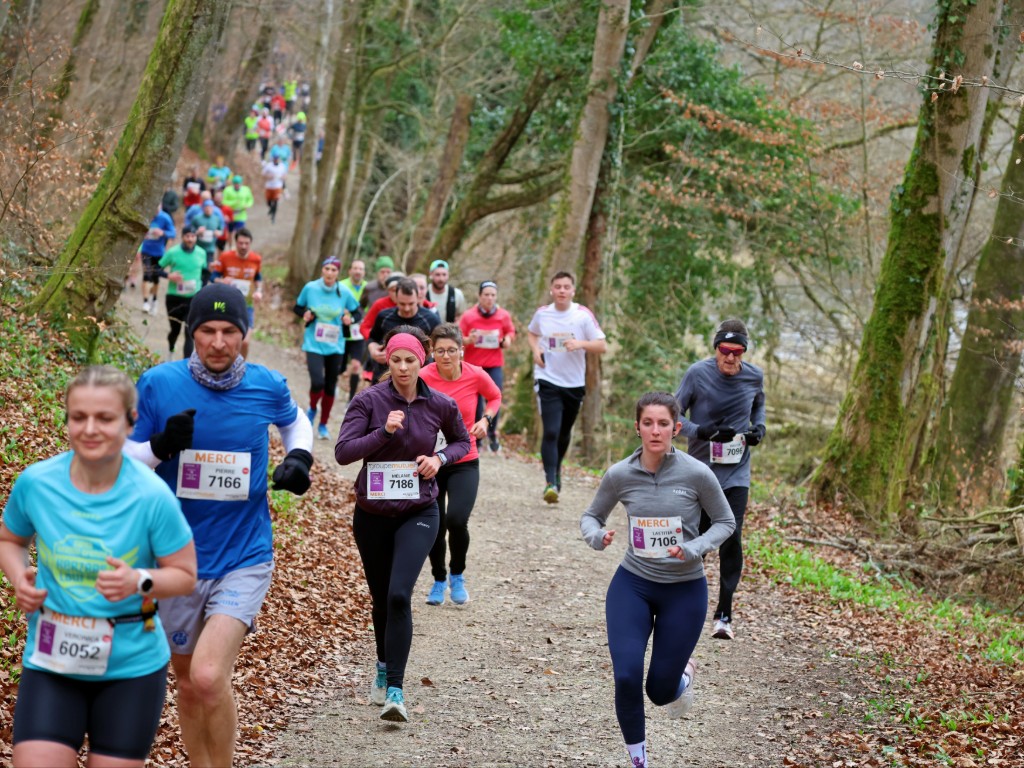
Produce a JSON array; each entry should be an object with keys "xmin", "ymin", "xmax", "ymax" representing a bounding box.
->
[
  {"xmin": 664, "ymin": 660, "xmax": 696, "ymax": 718},
  {"xmin": 370, "ymin": 664, "xmax": 387, "ymax": 705},
  {"xmin": 712, "ymin": 618, "xmax": 734, "ymax": 640}
]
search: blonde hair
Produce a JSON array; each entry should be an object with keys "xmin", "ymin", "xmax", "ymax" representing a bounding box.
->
[{"xmin": 65, "ymin": 365, "xmax": 137, "ymax": 424}]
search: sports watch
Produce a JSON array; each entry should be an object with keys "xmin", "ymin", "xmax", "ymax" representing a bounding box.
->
[{"xmin": 136, "ymin": 569, "xmax": 155, "ymax": 596}]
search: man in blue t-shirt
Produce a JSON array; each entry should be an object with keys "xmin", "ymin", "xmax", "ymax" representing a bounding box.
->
[
  {"xmin": 674, "ymin": 318, "xmax": 767, "ymax": 641},
  {"xmin": 125, "ymin": 284, "xmax": 314, "ymax": 767},
  {"xmin": 139, "ymin": 205, "xmax": 176, "ymax": 315}
]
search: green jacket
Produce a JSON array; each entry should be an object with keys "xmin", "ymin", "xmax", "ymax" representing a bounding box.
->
[{"xmin": 222, "ymin": 185, "xmax": 254, "ymax": 222}]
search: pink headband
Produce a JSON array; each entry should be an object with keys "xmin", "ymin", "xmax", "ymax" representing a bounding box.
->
[{"xmin": 385, "ymin": 333, "xmax": 425, "ymax": 366}]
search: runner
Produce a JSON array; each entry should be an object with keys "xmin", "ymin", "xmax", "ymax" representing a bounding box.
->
[
  {"xmin": 206, "ymin": 156, "xmax": 232, "ymax": 191},
  {"xmin": 334, "ymin": 326, "xmax": 471, "ymax": 722},
  {"xmin": 139, "ymin": 203, "xmax": 176, "ymax": 316},
  {"xmin": 270, "ymin": 136, "xmax": 292, "ymax": 164},
  {"xmin": 360, "ymin": 256, "xmax": 394, "ymax": 309},
  {"xmin": 367, "ymin": 278, "xmax": 440, "ymax": 383},
  {"xmin": 426, "ymin": 259, "xmax": 466, "ymax": 322},
  {"xmin": 261, "ymin": 154, "xmax": 288, "ymax": 224},
  {"xmin": 419, "ymin": 324, "xmax": 501, "ymax": 606},
  {"xmin": 283, "ymin": 78, "xmax": 298, "ymax": 115},
  {"xmin": 409, "ymin": 272, "xmax": 437, "ymax": 313},
  {"xmin": 211, "ymin": 228, "xmax": 263, "ymax": 359},
  {"xmin": 182, "ymin": 166, "xmax": 206, "ymax": 209},
  {"xmin": 674, "ymin": 319, "xmax": 766, "ymax": 641},
  {"xmin": 339, "ymin": 259, "xmax": 368, "ymax": 403},
  {"xmin": 294, "ymin": 256, "xmax": 361, "ymax": 438},
  {"xmin": 189, "ymin": 197, "xmax": 225, "ymax": 281},
  {"xmin": 256, "ymin": 108, "xmax": 274, "ymax": 160},
  {"xmin": 580, "ymin": 391, "xmax": 735, "ymax": 768},
  {"xmin": 213, "ymin": 189, "xmax": 234, "ymax": 253},
  {"xmin": 361, "ymin": 272, "xmax": 404, "ymax": 335},
  {"xmin": 270, "ymin": 91, "xmax": 286, "ymax": 124},
  {"xmin": 460, "ymin": 280, "xmax": 515, "ymax": 452},
  {"xmin": 159, "ymin": 226, "xmax": 206, "ymax": 358},
  {"xmin": 527, "ymin": 271, "xmax": 607, "ymax": 503},
  {"xmin": 126, "ymin": 284, "xmax": 314, "ymax": 767},
  {"xmin": 221, "ymin": 175, "xmax": 254, "ymax": 235},
  {"xmin": 289, "ymin": 111, "xmax": 307, "ymax": 166},
  {"xmin": 0, "ymin": 365, "xmax": 196, "ymax": 768},
  {"xmin": 244, "ymin": 109, "xmax": 259, "ymax": 154}
]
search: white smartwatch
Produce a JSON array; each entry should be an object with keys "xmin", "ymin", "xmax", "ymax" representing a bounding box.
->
[{"xmin": 136, "ymin": 569, "xmax": 155, "ymax": 596}]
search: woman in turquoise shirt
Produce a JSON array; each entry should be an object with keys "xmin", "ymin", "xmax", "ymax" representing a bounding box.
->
[{"xmin": 0, "ymin": 366, "xmax": 197, "ymax": 768}]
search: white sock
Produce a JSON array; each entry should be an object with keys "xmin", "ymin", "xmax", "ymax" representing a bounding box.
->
[{"xmin": 626, "ymin": 741, "xmax": 647, "ymax": 767}]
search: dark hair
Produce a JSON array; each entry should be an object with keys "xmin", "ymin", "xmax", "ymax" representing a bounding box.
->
[
  {"xmin": 635, "ymin": 391, "xmax": 679, "ymax": 423},
  {"xmin": 430, "ymin": 323, "xmax": 462, "ymax": 347},
  {"xmin": 235, "ymin": 227, "xmax": 253, "ymax": 242},
  {"xmin": 382, "ymin": 324, "xmax": 430, "ymax": 354},
  {"xmin": 395, "ymin": 277, "xmax": 418, "ymax": 297},
  {"xmin": 550, "ymin": 271, "xmax": 575, "ymax": 285}
]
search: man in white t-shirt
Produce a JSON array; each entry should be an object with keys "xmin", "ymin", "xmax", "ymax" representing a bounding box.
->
[
  {"xmin": 426, "ymin": 259, "xmax": 466, "ymax": 323},
  {"xmin": 261, "ymin": 155, "xmax": 288, "ymax": 223},
  {"xmin": 527, "ymin": 271, "xmax": 607, "ymax": 503}
]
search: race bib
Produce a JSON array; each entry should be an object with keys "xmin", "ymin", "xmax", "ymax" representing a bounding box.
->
[
  {"xmin": 546, "ymin": 332, "xmax": 574, "ymax": 352},
  {"xmin": 186, "ymin": 181, "xmax": 200, "ymax": 194},
  {"xmin": 710, "ymin": 434, "xmax": 746, "ymax": 464},
  {"xmin": 230, "ymin": 278, "xmax": 251, "ymax": 297},
  {"xmin": 349, "ymin": 322, "xmax": 362, "ymax": 340},
  {"xmin": 176, "ymin": 449, "xmax": 251, "ymax": 501},
  {"xmin": 314, "ymin": 322, "xmax": 341, "ymax": 345},
  {"xmin": 199, "ymin": 231, "xmax": 215, "ymax": 242},
  {"xmin": 177, "ymin": 279, "xmax": 197, "ymax": 294},
  {"xmin": 434, "ymin": 430, "xmax": 448, "ymax": 452},
  {"xmin": 29, "ymin": 608, "xmax": 113, "ymax": 676},
  {"xmin": 475, "ymin": 329, "xmax": 500, "ymax": 349},
  {"xmin": 630, "ymin": 516, "xmax": 684, "ymax": 559},
  {"xmin": 367, "ymin": 461, "xmax": 419, "ymax": 500}
]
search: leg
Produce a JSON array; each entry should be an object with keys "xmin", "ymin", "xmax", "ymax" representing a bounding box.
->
[
  {"xmin": 171, "ymin": 615, "xmax": 248, "ymax": 768},
  {"xmin": 484, "ymin": 367, "xmax": 504, "ymax": 444},
  {"xmin": 166, "ymin": 294, "xmax": 189, "ymax": 355},
  {"xmin": 13, "ymin": 668, "xmax": 86, "ymax": 768},
  {"xmin": 306, "ymin": 351, "xmax": 326, "ymax": 412},
  {"xmin": 605, "ymin": 567, "xmax": 655, "ymax": 746},
  {"xmin": 555, "ymin": 386, "xmax": 585, "ymax": 481},
  {"xmin": 428, "ymin": 468, "xmax": 451, "ymax": 582},
  {"xmin": 320, "ymin": 353, "xmax": 344, "ymax": 424},
  {"xmin": 87, "ymin": 665, "xmax": 169, "ymax": 767},
  {"xmin": 353, "ymin": 506, "xmax": 397, "ymax": 665},
  {"xmin": 536, "ymin": 381, "xmax": 565, "ymax": 486},
  {"xmin": 715, "ymin": 486, "xmax": 749, "ymax": 621},
  {"xmin": 443, "ymin": 461, "xmax": 479, "ymax": 577},
  {"xmin": 645, "ymin": 578, "xmax": 708, "ymax": 706}
]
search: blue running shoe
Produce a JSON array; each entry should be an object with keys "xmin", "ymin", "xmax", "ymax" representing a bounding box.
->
[
  {"xmin": 380, "ymin": 687, "xmax": 408, "ymax": 722},
  {"xmin": 449, "ymin": 574, "xmax": 469, "ymax": 604},
  {"xmin": 370, "ymin": 663, "xmax": 387, "ymax": 705},
  {"xmin": 426, "ymin": 580, "xmax": 446, "ymax": 605},
  {"xmin": 318, "ymin": 423, "xmax": 330, "ymax": 440},
  {"xmin": 306, "ymin": 406, "xmax": 316, "ymax": 424}
]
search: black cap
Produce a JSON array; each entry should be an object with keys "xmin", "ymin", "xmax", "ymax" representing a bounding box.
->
[{"xmin": 187, "ymin": 284, "xmax": 249, "ymax": 336}]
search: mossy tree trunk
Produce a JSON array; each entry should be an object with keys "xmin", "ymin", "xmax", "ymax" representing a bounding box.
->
[
  {"xmin": 26, "ymin": 0, "xmax": 230, "ymax": 350},
  {"xmin": 810, "ymin": 0, "xmax": 1004, "ymax": 525}
]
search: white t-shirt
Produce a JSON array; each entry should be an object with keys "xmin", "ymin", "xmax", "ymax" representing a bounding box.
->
[
  {"xmin": 262, "ymin": 161, "xmax": 288, "ymax": 190},
  {"xmin": 528, "ymin": 302, "xmax": 605, "ymax": 388},
  {"xmin": 427, "ymin": 284, "xmax": 466, "ymax": 321}
]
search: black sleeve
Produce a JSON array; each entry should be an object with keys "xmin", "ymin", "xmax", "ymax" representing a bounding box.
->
[{"xmin": 292, "ymin": 302, "xmax": 307, "ymax": 318}]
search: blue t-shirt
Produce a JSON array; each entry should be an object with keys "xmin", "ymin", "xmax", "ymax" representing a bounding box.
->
[
  {"xmin": 3, "ymin": 453, "xmax": 193, "ymax": 680},
  {"xmin": 295, "ymin": 279, "xmax": 359, "ymax": 355},
  {"xmin": 132, "ymin": 360, "xmax": 299, "ymax": 579},
  {"xmin": 139, "ymin": 210, "xmax": 176, "ymax": 257}
]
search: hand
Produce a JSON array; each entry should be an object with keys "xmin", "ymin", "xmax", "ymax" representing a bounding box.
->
[
  {"xmin": 470, "ymin": 418, "xmax": 488, "ymax": 440},
  {"xmin": 342, "ymin": 312, "xmax": 353, "ymax": 326},
  {"xmin": 253, "ymin": 291, "xmax": 263, "ymax": 303},
  {"xmin": 150, "ymin": 408, "xmax": 196, "ymax": 461},
  {"xmin": 372, "ymin": 347, "xmax": 387, "ymax": 364},
  {"xmin": 602, "ymin": 530, "xmax": 616, "ymax": 548},
  {"xmin": 167, "ymin": 271, "xmax": 183, "ymax": 283},
  {"xmin": 563, "ymin": 339, "xmax": 582, "ymax": 352},
  {"xmin": 14, "ymin": 567, "xmax": 47, "ymax": 613},
  {"xmin": 303, "ymin": 310, "xmax": 314, "ymax": 323},
  {"xmin": 271, "ymin": 448, "xmax": 313, "ymax": 495},
  {"xmin": 743, "ymin": 425, "xmax": 766, "ymax": 447},
  {"xmin": 384, "ymin": 410, "xmax": 405, "ymax": 434},
  {"xmin": 667, "ymin": 545, "xmax": 687, "ymax": 561},
  {"xmin": 696, "ymin": 423, "xmax": 735, "ymax": 442},
  {"xmin": 95, "ymin": 556, "xmax": 137, "ymax": 602},
  {"xmin": 415, "ymin": 454, "xmax": 442, "ymax": 479},
  {"xmin": 532, "ymin": 347, "xmax": 545, "ymax": 368}
]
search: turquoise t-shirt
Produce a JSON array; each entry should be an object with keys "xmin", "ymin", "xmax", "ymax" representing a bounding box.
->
[
  {"xmin": 295, "ymin": 279, "xmax": 359, "ymax": 355},
  {"xmin": 159, "ymin": 244, "xmax": 207, "ymax": 297},
  {"xmin": 3, "ymin": 452, "xmax": 193, "ymax": 681}
]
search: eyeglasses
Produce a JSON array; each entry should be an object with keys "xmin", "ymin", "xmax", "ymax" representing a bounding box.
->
[
  {"xmin": 433, "ymin": 347, "xmax": 461, "ymax": 357},
  {"xmin": 717, "ymin": 345, "xmax": 745, "ymax": 358}
]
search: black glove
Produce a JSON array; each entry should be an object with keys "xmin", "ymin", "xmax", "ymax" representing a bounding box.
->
[
  {"xmin": 272, "ymin": 448, "xmax": 313, "ymax": 495},
  {"xmin": 150, "ymin": 409, "xmax": 196, "ymax": 461},
  {"xmin": 696, "ymin": 423, "xmax": 736, "ymax": 442},
  {"xmin": 743, "ymin": 425, "xmax": 766, "ymax": 447}
]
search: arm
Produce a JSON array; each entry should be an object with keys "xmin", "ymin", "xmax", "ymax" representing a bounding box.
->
[
  {"xmin": 94, "ymin": 541, "xmax": 198, "ymax": 602},
  {"xmin": 527, "ymin": 330, "xmax": 545, "ymax": 368},
  {"xmin": 436, "ymin": 399, "xmax": 472, "ymax": 465},
  {"xmin": 579, "ymin": 472, "xmax": 620, "ymax": 551},
  {"xmin": 502, "ymin": 314, "xmax": 516, "ymax": 348},
  {"xmin": 0, "ymin": 524, "xmax": 47, "ymax": 613},
  {"xmin": 277, "ymin": 408, "xmax": 314, "ymax": 452},
  {"xmin": 470, "ymin": 369, "xmax": 502, "ymax": 439},
  {"xmin": 564, "ymin": 337, "xmax": 606, "ymax": 354},
  {"xmin": 335, "ymin": 398, "xmax": 394, "ymax": 465},
  {"xmin": 672, "ymin": 472, "xmax": 735, "ymax": 562}
]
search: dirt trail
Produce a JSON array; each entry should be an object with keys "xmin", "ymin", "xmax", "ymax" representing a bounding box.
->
[{"xmin": 119, "ymin": 168, "xmax": 854, "ymax": 768}]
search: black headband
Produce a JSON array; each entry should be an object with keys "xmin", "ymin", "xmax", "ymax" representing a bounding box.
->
[{"xmin": 713, "ymin": 330, "xmax": 748, "ymax": 350}]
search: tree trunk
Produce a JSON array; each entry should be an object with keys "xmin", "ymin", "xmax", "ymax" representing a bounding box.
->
[
  {"xmin": 186, "ymin": 84, "xmax": 213, "ymax": 157},
  {"xmin": 42, "ymin": 0, "xmax": 100, "ymax": 139},
  {"xmin": 404, "ymin": 92, "xmax": 474, "ymax": 272},
  {"xmin": 542, "ymin": 0, "xmax": 629, "ymax": 278},
  {"xmin": 811, "ymin": 0, "xmax": 1004, "ymax": 524},
  {"xmin": 285, "ymin": 0, "xmax": 335, "ymax": 294},
  {"xmin": 212, "ymin": 7, "xmax": 273, "ymax": 160},
  {"xmin": 319, "ymin": 96, "xmax": 365, "ymax": 261},
  {"xmin": 25, "ymin": 0, "xmax": 230, "ymax": 351}
]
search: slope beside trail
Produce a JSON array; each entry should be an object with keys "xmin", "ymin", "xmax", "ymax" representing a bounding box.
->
[{"xmin": 118, "ymin": 167, "xmax": 856, "ymax": 768}]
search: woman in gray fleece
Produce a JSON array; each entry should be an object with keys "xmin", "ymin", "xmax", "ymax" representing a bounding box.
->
[{"xmin": 580, "ymin": 392, "xmax": 735, "ymax": 768}]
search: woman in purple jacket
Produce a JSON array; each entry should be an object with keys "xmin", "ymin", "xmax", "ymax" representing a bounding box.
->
[{"xmin": 335, "ymin": 325, "xmax": 470, "ymax": 723}]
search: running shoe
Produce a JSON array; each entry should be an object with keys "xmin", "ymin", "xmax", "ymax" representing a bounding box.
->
[
  {"xmin": 426, "ymin": 580, "xmax": 446, "ymax": 606},
  {"xmin": 306, "ymin": 406, "xmax": 316, "ymax": 424},
  {"xmin": 148, "ymin": 300, "xmax": 158, "ymax": 316},
  {"xmin": 370, "ymin": 663, "xmax": 387, "ymax": 705},
  {"xmin": 664, "ymin": 660, "xmax": 696, "ymax": 718},
  {"xmin": 142, "ymin": 299, "xmax": 150, "ymax": 313},
  {"xmin": 380, "ymin": 687, "xmax": 408, "ymax": 722},
  {"xmin": 712, "ymin": 618, "xmax": 734, "ymax": 640},
  {"xmin": 543, "ymin": 484, "xmax": 559, "ymax": 504},
  {"xmin": 449, "ymin": 574, "xmax": 469, "ymax": 604},
  {"xmin": 489, "ymin": 439, "xmax": 501, "ymax": 453},
  {"xmin": 317, "ymin": 424, "xmax": 330, "ymax": 440}
]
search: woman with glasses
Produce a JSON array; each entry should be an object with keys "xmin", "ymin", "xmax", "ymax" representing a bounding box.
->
[{"xmin": 418, "ymin": 324, "xmax": 501, "ymax": 607}]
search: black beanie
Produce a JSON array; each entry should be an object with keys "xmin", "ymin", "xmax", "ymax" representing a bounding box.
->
[
  {"xmin": 187, "ymin": 284, "xmax": 249, "ymax": 336},
  {"xmin": 713, "ymin": 319, "xmax": 749, "ymax": 350}
]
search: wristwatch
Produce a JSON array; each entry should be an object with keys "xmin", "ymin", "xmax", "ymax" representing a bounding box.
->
[
  {"xmin": 136, "ymin": 569, "xmax": 155, "ymax": 596},
  {"xmin": 437, "ymin": 451, "xmax": 449, "ymax": 466},
  {"xmin": 484, "ymin": 414, "xmax": 495, "ymax": 427}
]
